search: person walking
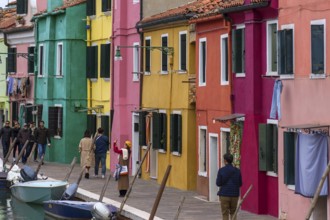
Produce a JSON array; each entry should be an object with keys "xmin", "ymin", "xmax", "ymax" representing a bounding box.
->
[
  {"xmin": 12, "ymin": 121, "xmax": 20, "ymax": 162},
  {"xmin": 94, "ymin": 128, "xmax": 109, "ymax": 179},
  {"xmin": 216, "ymin": 153, "xmax": 242, "ymax": 220},
  {"xmin": 113, "ymin": 140, "xmax": 131, "ymax": 197},
  {"xmin": 29, "ymin": 122, "xmax": 38, "ymax": 162},
  {"xmin": 17, "ymin": 123, "xmax": 31, "ymax": 164},
  {"xmin": 34, "ymin": 120, "xmax": 51, "ymax": 164},
  {"xmin": 0, "ymin": 121, "xmax": 12, "ymax": 159},
  {"xmin": 78, "ymin": 130, "xmax": 94, "ymax": 179}
]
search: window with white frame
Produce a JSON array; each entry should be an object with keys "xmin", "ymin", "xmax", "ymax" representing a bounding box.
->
[
  {"xmin": 56, "ymin": 43, "xmax": 63, "ymax": 76},
  {"xmin": 161, "ymin": 34, "xmax": 168, "ymax": 73},
  {"xmin": 311, "ymin": 19, "xmax": 325, "ymax": 75},
  {"xmin": 38, "ymin": 44, "xmax": 44, "ymax": 76},
  {"xmin": 49, "ymin": 106, "xmax": 63, "ymax": 137},
  {"xmin": 198, "ymin": 126, "xmax": 207, "ymax": 176},
  {"xmin": 199, "ymin": 38, "xmax": 206, "ymax": 86},
  {"xmin": 221, "ymin": 34, "xmax": 229, "ymax": 85},
  {"xmin": 220, "ymin": 128, "xmax": 230, "ymax": 167},
  {"xmin": 133, "ymin": 42, "xmax": 139, "ymax": 81},
  {"xmin": 144, "ymin": 37, "xmax": 151, "ymax": 74},
  {"xmin": 179, "ymin": 31, "xmax": 187, "ymax": 72},
  {"xmin": 266, "ymin": 21, "xmax": 278, "ymax": 75},
  {"xmin": 133, "ymin": 0, "xmax": 139, "ymax": 4},
  {"xmin": 278, "ymin": 24, "xmax": 294, "ymax": 75},
  {"xmin": 232, "ymin": 25, "xmax": 245, "ymax": 75}
]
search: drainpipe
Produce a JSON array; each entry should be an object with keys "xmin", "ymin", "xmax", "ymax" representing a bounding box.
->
[
  {"xmin": 224, "ymin": 14, "xmax": 234, "ymax": 114},
  {"xmin": 136, "ymin": 0, "xmax": 143, "ymax": 110},
  {"xmin": 87, "ymin": 17, "xmax": 93, "ymax": 110},
  {"xmin": 109, "ymin": 0, "xmax": 115, "ymax": 141}
]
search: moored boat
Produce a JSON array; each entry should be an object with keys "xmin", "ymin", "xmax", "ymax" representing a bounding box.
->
[
  {"xmin": 10, "ymin": 180, "xmax": 68, "ymax": 204},
  {"xmin": 43, "ymin": 200, "xmax": 117, "ymax": 220}
]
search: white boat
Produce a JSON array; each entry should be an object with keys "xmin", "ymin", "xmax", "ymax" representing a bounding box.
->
[{"xmin": 10, "ymin": 180, "xmax": 68, "ymax": 204}]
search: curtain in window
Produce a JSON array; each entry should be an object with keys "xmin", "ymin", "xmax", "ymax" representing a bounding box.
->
[
  {"xmin": 295, "ymin": 133, "xmax": 328, "ymax": 197},
  {"xmin": 229, "ymin": 122, "xmax": 243, "ymax": 168}
]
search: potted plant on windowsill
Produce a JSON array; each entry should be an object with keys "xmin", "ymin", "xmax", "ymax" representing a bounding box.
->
[{"xmin": 16, "ymin": 16, "xmax": 25, "ymax": 25}]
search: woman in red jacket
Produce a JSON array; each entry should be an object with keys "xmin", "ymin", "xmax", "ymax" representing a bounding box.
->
[{"xmin": 113, "ymin": 140, "xmax": 131, "ymax": 197}]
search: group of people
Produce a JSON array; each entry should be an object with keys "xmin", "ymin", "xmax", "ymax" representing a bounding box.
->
[
  {"xmin": 79, "ymin": 127, "xmax": 131, "ymax": 197},
  {"xmin": 0, "ymin": 120, "xmax": 51, "ymax": 165}
]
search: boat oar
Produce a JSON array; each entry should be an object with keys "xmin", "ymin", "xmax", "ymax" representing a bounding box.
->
[
  {"xmin": 98, "ymin": 171, "xmax": 112, "ymax": 202},
  {"xmin": 63, "ymin": 157, "xmax": 77, "ymax": 182},
  {"xmin": 232, "ymin": 184, "xmax": 253, "ymax": 220},
  {"xmin": 3, "ymin": 138, "xmax": 17, "ymax": 168},
  {"xmin": 8, "ymin": 140, "xmax": 29, "ymax": 172},
  {"xmin": 34, "ymin": 155, "xmax": 45, "ymax": 177},
  {"xmin": 27, "ymin": 142, "xmax": 37, "ymax": 162},
  {"xmin": 61, "ymin": 166, "xmax": 86, "ymax": 200}
]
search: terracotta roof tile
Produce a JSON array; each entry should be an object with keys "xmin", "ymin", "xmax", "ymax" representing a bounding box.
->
[
  {"xmin": 56, "ymin": 0, "xmax": 86, "ymax": 10},
  {"xmin": 0, "ymin": 8, "xmax": 16, "ymax": 29}
]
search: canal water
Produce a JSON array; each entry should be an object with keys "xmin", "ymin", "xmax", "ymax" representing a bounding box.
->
[{"xmin": 0, "ymin": 189, "xmax": 56, "ymax": 220}]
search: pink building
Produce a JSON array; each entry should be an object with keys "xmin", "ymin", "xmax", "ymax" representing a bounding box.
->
[
  {"xmin": 4, "ymin": 0, "xmax": 47, "ymax": 125},
  {"xmin": 278, "ymin": 0, "xmax": 330, "ymax": 219},
  {"xmin": 111, "ymin": 0, "xmax": 141, "ymax": 173}
]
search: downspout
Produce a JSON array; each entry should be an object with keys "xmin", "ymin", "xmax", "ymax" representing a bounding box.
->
[
  {"xmin": 87, "ymin": 17, "xmax": 93, "ymax": 111},
  {"xmin": 224, "ymin": 14, "xmax": 234, "ymax": 113},
  {"xmin": 109, "ymin": 0, "xmax": 115, "ymax": 142},
  {"xmin": 136, "ymin": 0, "xmax": 143, "ymax": 110}
]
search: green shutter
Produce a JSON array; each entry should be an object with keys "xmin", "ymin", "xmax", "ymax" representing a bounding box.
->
[
  {"xmin": 278, "ymin": 30, "xmax": 285, "ymax": 75},
  {"xmin": 87, "ymin": 114, "xmax": 97, "ymax": 135},
  {"xmin": 28, "ymin": 47, "xmax": 35, "ymax": 73},
  {"xmin": 93, "ymin": 46, "xmax": 98, "ymax": 78},
  {"xmin": 241, "ymin": 28, "xmax": 245, "ymax": 73},
  {"xmin": 17, "ymin": 0, "xmax": 27, "ymax": 14},
  {"xmin": 37, "ymin": 105, "xmax": 43, "ymax": 124},
  {"xmin": 25, "ymin": 104, "xmax": 33, "ymax": 124},
  {"xmin": 86, "ymin": 46, "xmax": 93, "ymax": 78},
  {"xmin": 266, "ymin": 124, "xmax": 274, "ymax": 171},
  {"xmin": 100, "ymin": 44, "xmax": 110, "ymax": 78},
  {"xmin": 180, "ymin": 34, "xmax": 187, "ymax": 71},
  {"xmin": 284, "ymin": 131, "xmax": 295, "ymax": 185},
  {"xmin": 102, "ymin": 0, "xmax": 111, "ymax": 12},
  {"xmin": 48, "ymin": 107, "xmax": 58, "ymax": 137},
  {"xmin": 170, "ymin": 114, "xmax": 178, "ymax": 152},
  {"xmin": 12, "ymin": 101, "xmax": 18, "ymax": 124},
  {"xmin": 273, "ymin": 125, "xmax": 278, "ymax": 173},
  {"xmin": 177, "ymin": 115, "xmax": 182, "ymax": 154},
  {"xmin": 8, "ymin": 48, "xmax": 17, "ymax": 73},
  {"xmin": 139, "ymin": 112, "xmax": 147, "ymax": 146},
  {"xmin": 87, "ymin": 0, "xmax": 96, "ymax": 16},
  {"xmin": 232, "ymin": 29, "xmax": 237, "ymax": 73},
  {"xmin": 285, "ymin": 29, "xmax": 294, "ymax": 74},
  {"xmin": 161, "ymin": 37, "xmax": 168, "ymax": 71},
  {"xmin": 160, "ymin": 114, "xmax": 167, "ymax": 151},
  {"xmin": 259, "ymin": 124, "xmax": 267, "ymax": 171},
  {"xmin": 101, "ymin": 115, "xmax": 110, "ymax": 137},
  {"xmin": 152, "ymin": 112, "xmax": 160, "ymax": 149},
  {"xmin": 145, "ymin": 39, "xmax": 151, "ymax": 72}
]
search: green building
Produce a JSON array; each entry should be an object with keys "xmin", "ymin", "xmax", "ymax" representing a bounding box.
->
[{"xmin": 33, "ymin": 0, "xmax": 87, "ymax": 163}]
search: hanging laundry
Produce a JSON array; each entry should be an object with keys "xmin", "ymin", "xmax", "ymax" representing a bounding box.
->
[
  {"xmin": 12, "ymin": 78, "xmax": 18, "ymax": 95},
  {"xmin": 6, "ymin": 76, "xmax": 14, "ymax": 96},
  {"xmin": 20, "ymin": 77, "xmax": 27, "ymax": 98},
  {"xmin": 270, "ymin": 80, "xmax": 283, "ymax": 120},
  {"xmin": 17, "ymin": 78, "xmax": 22, "ymax": 94},
  {"xmin": 295, "ymin": 133, "xmax": 328, "ymax": 197}
]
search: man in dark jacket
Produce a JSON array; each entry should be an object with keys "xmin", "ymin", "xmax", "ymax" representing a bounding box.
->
[
  {"xmin": 0, "ymin": 121, "xmax": 12, "ymax": 159},
  {"xmin": 94, "ymin": 127, "xmax": 109, "ymax": 178},
  {"xmin": 12, "ymin": 121, "xmax": 20, "ymax": 162},
  {"xmin": 34, "ymin": 120, "xmax": 51, "ymax": 164},
  {"xmin": 18, "ymin": 123, "xmax": 32, "ymax": 164},
  {"xmin": 216, "ymin": 153, "xmax": 242, "ymax": 220}
]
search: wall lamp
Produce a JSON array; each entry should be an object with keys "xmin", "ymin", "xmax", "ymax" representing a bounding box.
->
[
  {"xmin": 0, "ymin": 52, "xmax": 34, "ymax": 62},
  {"xmin": 115, "ymin": 45, "xmax": 174, "ymax": 61}
]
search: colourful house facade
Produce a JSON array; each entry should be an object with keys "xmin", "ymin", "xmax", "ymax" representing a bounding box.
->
[
  {"xmin": 0, "ymin": 31, "xmax": 9, "ymax": 128},
  {"xmin": 33, "ymin": 0, "xmax": 87, "ymax": 163},
  {"xmin": 220, "ymin": 0, "xmax": 279, "ymax": 217},
  {"xmin": 111, "ymin": 0, "xmax": 141, "ymax": 173},
  {"xmin": 136, "ymin": 2, "xmax": 197, "ymax": 190},
  {"xmin": 85, "ymin": 0, "xmax": 112, "ymax": 167},
  {"xmin": 190, "ymin": 2, "xmax": 232, "ymax": 202},
  {"xmin": 278, "ymin": 0, "xmax": 330, "ymax": 219}
]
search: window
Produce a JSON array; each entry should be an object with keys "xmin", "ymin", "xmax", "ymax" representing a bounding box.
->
[
  {"xmin": 100, "ymin": 43, "xmax": 111, "ymax": 78},
  {"xmin": 49, "ymin": 106, "xmax": 63, "ymax": 137},
  {"xmin": 86, "ymin": 0, "xmax": 96, "ymax": 16},
  {"xmin": 139, "ymin": 111, "xmax": 147, "ymax": 146},
  {"xmin": 278, "ymin": 25, "xmax": 294, "ymax": 75},
  {"xmin": 221, "ymin": 34, "xmax": 229, "ymax": 85},
  {"xmin": 17, "ymin": 0, "xmax": 28, "ymax": 14},
  {"xmin": 133, "ymin": 42, "xmax": 139, "ymax": 81},
  {"xmin": 24, "ymin": 104, "xmax": 33, "ymax": 124},
  {"xmin": 198, "ymin": 126, "xmax": 207, "ymax": 176},
  {"xmin": 170, "ymin": 113, "xmax": 182, "ymax": 154},
  {"xmin": 144, "ymin": 37, "xmax": 151, "ymax": 74},
  {"xmin": 28, "ymin": 46, "xmax": 35, "ymax": 74},
  {"xmin": 258, "ymin": 123, "xmax": 278, "ymax": 173},
  {"xmin": 101, "ymin": 115, "xmax": 110, "ymax": 136},
  {"xmin": 152, "ymin": 112, "xmax": 167, "ymax": 151},
  {"xmin": 199, "ymin": 38, "xmax": 206, "ymax": 86},
  {"xmin": 11, "ymin": 101, "xmax": 18, "ymax": 123},
  {"xmin": 220, "ymin": 128, "xmax": 230, "ymax": 166},
  {"xmin": 179, "ymin": 31, "xmax": 187, "ymax": 72},
  {"xmin": 86, "ymin": 45, "xmax": 98, "ymax": 78},
  {"xmin": 87, "ymin": 114, "xmax": 97, "ymax": 135},
  {"xmin": 267, "ymin": 21, "xmax": 278, "ymax": 75},
  {"xmin": 311, "ymin": 20, "xmax": 325, "ymax": 75},
  {"xmin": 232, "ymin": 26, "xmax": 245, "ymax": 75},
  {"xmin": 102, "ymin": 0, "xmax": 111, "ymax": 12},
  {"xmin": 161, "ymin": 34, "xmax": 168, "ymax": 73},
  {"xmin": 38, "ymin": 45, "xmax": 44, "ymax": 76},
  {"xmin": 56, "ymin": 43, "xmax": 63, "ymax": 76},
  {"xmin": 7, "ymin": 48, "xmax": 17, "ymax": 73},
  {"xmin": 284, "ymin": 131, "xmax": 295, "ymax": 185}
]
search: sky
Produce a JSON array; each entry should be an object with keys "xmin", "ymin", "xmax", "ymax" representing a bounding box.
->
[{"xmin": 0, "ymin": 1, "xmax": 11, "ymax": 8}]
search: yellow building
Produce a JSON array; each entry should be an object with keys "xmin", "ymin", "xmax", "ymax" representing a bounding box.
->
[
  {"xmin": 85, "ymin": 0, "xmax": 112, "ymax": 167},
  {"xmin": 137, "ymin": 4, "xmax": 197, "ymax": 190}
]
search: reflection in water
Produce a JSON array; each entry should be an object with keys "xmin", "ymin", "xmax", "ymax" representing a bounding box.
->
[{"xmin": 0, "ymin": 189, "xmax": 58, "ymax": 220}]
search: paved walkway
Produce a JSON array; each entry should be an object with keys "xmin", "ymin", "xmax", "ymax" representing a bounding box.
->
[{"xmin": 25, "ymin": 161, "xmax": 277, "ymax": 220}]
